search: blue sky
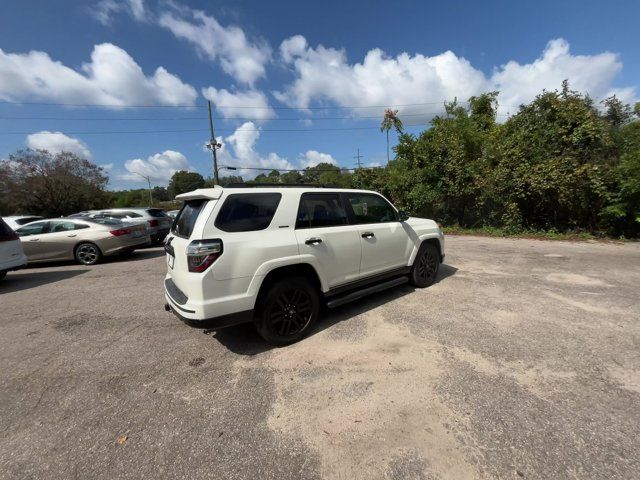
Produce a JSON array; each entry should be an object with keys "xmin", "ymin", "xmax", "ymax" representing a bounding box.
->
[{"xmin": 1, "ymin": 0, "xmax": 638, "ymax": 189}]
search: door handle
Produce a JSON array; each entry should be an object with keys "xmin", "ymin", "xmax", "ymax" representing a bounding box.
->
[
  {"xmin": 67, "ymin": 234, "xmax": 77, "ymax": 237},
  {"xmin": 361, "ymin": 232, "xmax": 375, "ymax": 238},
  {"xmin": 29, "ymin": 238, "xmax": 40, "ymax": 242},
  {"xmin": 305, "ymin": 237, "xmax": 322, "ymax": 245}
]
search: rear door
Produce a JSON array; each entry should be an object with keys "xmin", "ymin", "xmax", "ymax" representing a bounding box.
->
[
  {"xmin": 345, "ymin": 192, "xmax": 412, "ymax": 278},
  {"xmin": 295, "ymin": 192, "xmax": 361, "ymax": 288},
  {"xmin": 16, "ymin": 221, "xmax": 50, "ymax": 260}
]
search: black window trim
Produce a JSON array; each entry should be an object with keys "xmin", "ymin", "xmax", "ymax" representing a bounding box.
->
[
  {"xmin": 295, "ymin": 192, "xmax": 350, "ymax": 230},
  {"xmin": 214, "ymin": 192, "xmax": 282, "ymax": 233},
  {"xmin": 343, "ymin": 192, "xmax": 400, "ymax": 225}
]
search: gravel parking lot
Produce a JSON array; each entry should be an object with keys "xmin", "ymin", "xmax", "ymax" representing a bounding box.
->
[{"xmin": 1, "ymin": 236, "xmax": 639, "ymax": 479}]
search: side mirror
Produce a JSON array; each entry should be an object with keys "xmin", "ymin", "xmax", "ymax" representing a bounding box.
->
[{"xmin": 398, "ymin": 211, "xmax": 410, "ymax": 222}]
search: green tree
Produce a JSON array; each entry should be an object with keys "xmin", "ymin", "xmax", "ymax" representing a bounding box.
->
[
  {"xmin": 0, "ymin": 149, "xmax": 110, "ymax": 216},
  {"xmin": 380, "ymin": 109, "xmax": 404, "ymax": 163},
  {"xmin": 168, "ymin": 170, "xmax": 205, "ymax": 197}
]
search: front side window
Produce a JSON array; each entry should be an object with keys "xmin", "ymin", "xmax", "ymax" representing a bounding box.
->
[
  {"xmin": 347, "ymin": 193, "xmax": 398, "ymax": 224},
  {"xmin": 296, "ymin": 193, "xmax": 348, "ymax": 228},
  {"xmin": 172, "ymin": 199, "xmax": 208, "ymax": 238},
  {"xmin": 16, "ymin": 221, "xmax": 48, "ymax": 236},
  {"xmin": 215, "ymin": 193, "xmax": 281, "ymax": 232}
]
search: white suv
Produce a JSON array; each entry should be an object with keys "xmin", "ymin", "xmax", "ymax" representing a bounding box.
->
[
  {"xmin": 0, "ymin": 218, "xmax": 27, "ymax": 280},
  {"xmin": 163, "ymin": 185, "xmax": 445, "ymax": 345}
]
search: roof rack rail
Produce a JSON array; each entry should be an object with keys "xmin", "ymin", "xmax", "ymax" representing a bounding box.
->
[{"xmin": 224, "ymin": 183, "xmax": 342, "ymax": 188}]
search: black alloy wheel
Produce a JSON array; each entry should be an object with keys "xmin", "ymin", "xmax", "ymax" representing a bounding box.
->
[
  {"xmin": 256, "ymin": 276, "xmax": 319, "ymax": 346},
  {"xmin": 410, "ymin": 243, "xmax": 439, "ymax": 287}
]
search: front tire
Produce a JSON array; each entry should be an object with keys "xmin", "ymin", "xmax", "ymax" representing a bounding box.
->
[
  {"xmin": 255, "ymin": 276, "xmax": 320, "ymax": 346},
  {"xmin": 74, "ymin": 242, "xmax": 103, "ymax": 265},
  {"xmin": 409, "ymin": 242, "xmax": 440, "ymax": 287}
]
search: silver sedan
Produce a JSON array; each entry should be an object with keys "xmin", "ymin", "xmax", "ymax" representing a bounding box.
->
[{"xmin": 16, "ymin": 218, "xmax": 150, "ymax": 265}]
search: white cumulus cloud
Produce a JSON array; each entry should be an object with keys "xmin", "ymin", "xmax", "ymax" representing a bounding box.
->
[
  {"xmin": 299, "ymin": 150, "xmax": 337, "ymax": 168},
  {"xmin": 93, "ymin": 0, "xmax": 146, "ymax": 25},
  {"xmin": 217, "ymin": 122, "xmax": 293, "ymax": 178},
  {"xmin": 121, "ymin": 150, "xmax": 191, "ymax": 182},
  {"xmin": 276, "ymin": 37, "xmax": 636, "ymax": 120},
  {"xmin": 202, "ymin": 87, "xmax": 275, "ymax": 120},
  {"xmin": 158, "ymin": 8, "xmax": 271, "ymax": 85},
  {"xmin": 0, "ymin": 43, "xmax": 197, "ymax": 106},
  {"xmin": 26, "ymin": 131, "xmax": 92, "ymax": 160}
]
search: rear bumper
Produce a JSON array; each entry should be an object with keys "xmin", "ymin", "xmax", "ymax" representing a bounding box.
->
[
  {"xmin": 164, "ymin": 278, "xmax": 253, "ymax": 329},
  {"xmin": 0, "ymin": 254, "xmax": 28, "ymax": 272}
]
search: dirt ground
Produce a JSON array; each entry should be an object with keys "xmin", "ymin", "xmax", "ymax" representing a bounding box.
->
[{"xmin": 1, "ymin": 236, "xmax": 639, "ymax": 479}]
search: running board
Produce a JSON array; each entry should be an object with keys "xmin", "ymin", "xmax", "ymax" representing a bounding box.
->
[{"xmin": 326, "ymin": 276, "xmax": 408, "ymax": 309}]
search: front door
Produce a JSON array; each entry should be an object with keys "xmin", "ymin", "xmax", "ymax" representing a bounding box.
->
[
  {"xmin": 295, "ymin": 192, "xmax": 361, "ymax": 289},
  {"xmin": 345, "ymin": 192, "xmax": 412, "ymax": 278}
]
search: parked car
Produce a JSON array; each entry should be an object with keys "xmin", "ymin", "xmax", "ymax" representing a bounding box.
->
[
  {"xmin": 163, "ymin": 185, "xmax": 445, "ymax": 345},
  {"xmin": 0, "ymin": 218, "xmax": 28, "ymax": 280},
  {"xmin": 16, "ymin": 218, "xmax": 150, "ymax": 265},
  {"xmin": 2, "ymin": 216, "xmax": 44, "ymax": 231},
  {"xmin": 75, "ymin": 208, "xmax": 172, "ymax": 245}
]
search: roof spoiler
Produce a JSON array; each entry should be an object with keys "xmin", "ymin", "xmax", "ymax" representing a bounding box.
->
[{"xmin": 175, "ymin": 186, "xmax": 223, "ymax": 201}]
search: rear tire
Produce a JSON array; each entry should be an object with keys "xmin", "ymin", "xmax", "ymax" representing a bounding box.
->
[
  {"xmin": 409, "ymin": 242, "xmax": 440, "ymax": 288},
  {"xmin": 255, "ymin": 276, "xmax": 320, "ymax": 346},
  {"xmin": 74, "ymin": 242, "xmax": 103, "ymax": 265}
]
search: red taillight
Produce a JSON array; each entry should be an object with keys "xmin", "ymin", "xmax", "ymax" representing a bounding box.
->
[
  {"xmin": 148, "ymin": 219, "xmax": 158, "ymax": 227},
  {"xmin": 109, "ymin": 228, "xmax": 131, "ymax": 236},
  {"xmin": 186, "ymin": 239, "xmax": 223, "ymax": 273},
  {"xmin": 0, "ymin": 232, "xmax": 19, "ymax": 241}
]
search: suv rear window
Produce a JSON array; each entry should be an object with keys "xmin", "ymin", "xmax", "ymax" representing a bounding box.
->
[
  {"xmin": 146, "ymin": 209, "xmax": 168, "ymax": 218},
  {"xmin": 172, "ymin": 199, "xmax": 207, "ymax": 238},
  {"xmin": 215, "ymin": 193, "xmax": 281, "ymax": 232}
]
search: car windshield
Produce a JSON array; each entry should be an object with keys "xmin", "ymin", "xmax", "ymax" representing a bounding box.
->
[{"xmin": 16, "ymin": 216, "xmax": 43, "ymax": 225}]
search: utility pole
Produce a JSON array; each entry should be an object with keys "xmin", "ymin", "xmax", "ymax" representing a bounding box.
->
[
  {"xmin": 207, "ymin": 100, "xmax": 220, "ymax": 185},
  {"xmin": 354, "ymin": 148, "xmax": 363, "ymax": 169},
  {"xmin": 135, "ymin": 172, "xmax": 153, "ymax": 206}
]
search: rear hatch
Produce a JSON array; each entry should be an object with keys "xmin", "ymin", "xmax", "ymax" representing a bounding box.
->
[
  {"xmin": 165, "ymin": 188, "xmax": 223, "ymax": 303},
  {"xmin": 0, "ymin": 219, "xmax": 25, "ymax": 268}
]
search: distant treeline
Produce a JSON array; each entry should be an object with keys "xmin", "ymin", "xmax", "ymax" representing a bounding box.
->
[{"xmin": 1, "ymin": 81, "xmax": 638, "ymax": 237}]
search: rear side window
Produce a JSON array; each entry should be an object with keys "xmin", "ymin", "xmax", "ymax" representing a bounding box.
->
[
  {"xmin": 172, "ymin": 199, "xmax": 208, "ymax": 238},
  {"xmin": 215, "ymin": 193, "xmax": 281, "ymax": 232},
  {"xmin": 296, "ymin": 193, "xmax": 348, "ymax": 228},
  {"xmin": 146, "ymin": 209, "xmax": 168, "ymax": 218}
]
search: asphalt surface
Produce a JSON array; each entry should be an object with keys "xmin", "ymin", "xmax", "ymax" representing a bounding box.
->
[{"xmin": 1, "ymin": 236, "xmax": 639, "ymax": 479}]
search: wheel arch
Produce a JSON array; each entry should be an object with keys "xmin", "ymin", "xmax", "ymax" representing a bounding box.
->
[
  {"xmin": 253, "ymin": 263, "xmax": 323, "ymax": 308},
  {"xmin": 408, "ymin": 234, "xmax": 443, "ymax": 265}
]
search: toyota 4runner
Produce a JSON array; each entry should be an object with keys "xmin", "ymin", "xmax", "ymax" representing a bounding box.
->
[{"xmin": 164, "ymin": 185, "xmax": 444, "ymax": 345}]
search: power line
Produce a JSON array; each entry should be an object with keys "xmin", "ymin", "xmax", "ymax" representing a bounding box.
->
[
  {"xmin": 0, "ymin": 111, "xmax": 512, "ymax": 122},
  {"xmin": 224, "ymin": 165, "xmax": 381, "ymax": 172},
  {"xmin": 0, "ymin": 114, "xmax": 517, "ymax": 135},
  {"xmin": 0, "ymin": 99, "xmax": 524, "ymax": 110}
]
